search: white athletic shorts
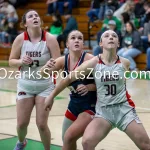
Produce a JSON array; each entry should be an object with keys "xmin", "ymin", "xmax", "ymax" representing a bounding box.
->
[
  {"xmin": 16, "ymin": 78, "xmax": 55, "ymax": 100},
  {"xmin": 95, "ymin": 101, "xmax": 141, "ymax": 131}
]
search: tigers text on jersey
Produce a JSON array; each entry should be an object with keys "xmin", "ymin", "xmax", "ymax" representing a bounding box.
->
[
  {"xmin": 93, "ymin": 55, "xmax": 135, "ymax": 108},
  {"xmin": 19, "ymin": 30, "xmax": 52, "ymax": 81}
]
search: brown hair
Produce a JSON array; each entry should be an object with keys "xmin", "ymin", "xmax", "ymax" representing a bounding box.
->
[
  {"xmin": 20, "ymin": 9, "xmax": 44, "ymax": 29},
  {"xmin": 66, "ymin": 30, "xmax": 84, "ymax": 42}
]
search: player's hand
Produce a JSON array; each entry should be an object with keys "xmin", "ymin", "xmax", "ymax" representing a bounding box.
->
[
  {"xmin": 40, "ymin": 59, "xmax": 55, "ymax": 77},
  {"xmin": 44, "ymin": 95, "xmax": 54, "ymax": 111},
  {"xmin": 76, "ymin": 84, "xmax": 88, "ymax": 96},
  {"xmin": 22, "ymin": 55, "xmax": 33, "ymax": 65},
  {"xmin": 44, "ymin": 58, "xmax": 56, "ymax": 69}
]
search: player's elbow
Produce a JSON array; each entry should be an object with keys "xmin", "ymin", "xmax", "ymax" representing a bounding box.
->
[
  {"xmin": 9, "ymin": 59, "xmax": 14, "ymax": 67},
  {"xmin": 8, "ymin": 59, "xmax": 12, "ymax": 67}
]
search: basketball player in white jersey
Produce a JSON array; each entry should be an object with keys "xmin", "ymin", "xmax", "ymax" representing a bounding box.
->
[
  {"xmin": 44, "ymin": 30, "xmax": 150, "ymax": 150},
  {"xmin": 9, "ymin": 10, "xmax": 60, "ymax": 150}
]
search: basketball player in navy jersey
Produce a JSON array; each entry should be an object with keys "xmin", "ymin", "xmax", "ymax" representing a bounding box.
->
[
  {"xmin": 45, "ymin": 30, "xmax": 150, "ymax": 150},
  {"xmin": 9, "ymin": 10, "xmax": 60, "ymax": 150},
  {"xmin": 41, "ymin": 30, "xmax": 96, "ymax": 150}
]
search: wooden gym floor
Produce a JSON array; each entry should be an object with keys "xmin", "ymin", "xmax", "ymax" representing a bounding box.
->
[{"xmin": 0, "ymin": 67, "xmax": 150, "ymax": 150}]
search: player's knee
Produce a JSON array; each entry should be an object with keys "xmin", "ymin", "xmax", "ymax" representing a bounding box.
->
[
  {"xmin": 36, "ymin": 122, "xmax": 47, "ymax": 131},
  {"xmin": 63, "ymin": 131, "xmax": 77, "ymax": 144},
  {"xmin": 17, "ymin": 120, "xmax": 29, "ymax": 129},
  {"xmin": 134, "ymin": 134, "xmax": 150, "ymax": 150},
  {"xmin": 140, "ymin": 141, "xmax": 150, "ymax": 150},
  {"xmin": 82, "ymin": 136, "xmax": 93, "ymax": 149}
]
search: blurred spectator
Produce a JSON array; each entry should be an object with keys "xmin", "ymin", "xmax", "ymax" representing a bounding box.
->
[
  {"xmin": 46, "ymin": 0, "xmax": 78, "ymax": 16},
  {"xmin": 3, "ymin": 21, "xmax": 18, "ymax": 46},
  {"xmin": 57, "ymin": 0, "xmax": 73, "ymax": 15},
  {"xmin": 0, "ymin": 1, "xmax": 18, "ymax": 23},
  {"xmin": 144, "ymin": 1, "xmax": 150, "ymax": 23},
  {"xmin": 105, "ymin": 0, "xmax": 119, "ymax": 12},
  {"xmin": 12, "ymin": 0, "xmax": 28, "ymax": 8},
  {"xmin": 114, "ymin": 0, "xmax": 135, "ymax": 20},
  {"xmin": 117, "ymin": 21, "xmax": 142, "ymax": 70},
  {"xmin": 87, "ymin": 0, "xmax": 105, "ymax": 22},
  {"xmin": 46, "ymin": 0, "xmax": 57, "ymax": 16},
  {"xmin": 140, "ymin": 13, "xmax": 150, "ymax": 52},
  {"xmin": 119, "ymin": 0, "xmax": 126, "ymax": 6},
  {"xmin": 140, "ymin": 1, "xmax": 150, "ymax": 27},
  {"xmin": 127, "ymin": 1, "xmax": 140, "ymax": 29},
  {"xmin": 102, "ymin": 9, "xmax": 122, "ymax": 31},
  {"xmin": 87, "ymin": 0, "xmax": 119, "ymax": 22},
  {"xmin": 8, "ymin": 0, "xmax": 17, "ymax": 6},
  {"xmin": 93, "ymin": 20, "xmax": 122, "ymax": 56},
  {"xmin": 0, "ymin": 16, "xmax": 8, "ymax": 43},
  {"xmin": 71, "ymin": 0, "xmax": 79, "ymax": 8},
  {"xmin": 134, "ymin": 0, "xmax": 145, "ymax": 19},
  {"xmin": 57, "ymin": 11, "xmax": 78, "ymax": 53},
  {"xmin": 145, "ymin": 46, "xmax": 150, "ymax": 71},
  {"xmin": 114, "ymin": 0, "xmax": 140, "ymax": 28},
  {"xmin": 121, "ymin": 12, "xmax": 130, "ymax": 35},
  {"xmin": 0, "ymin": 1, "xmax": 3, "ymax": 9},
  {"xmin": 121, "ymin": 12, "xmax": 139, "ymax": 36},
  {"xmin": 49, "ymin": 13, "xmax": 63, "ymax": 37}
]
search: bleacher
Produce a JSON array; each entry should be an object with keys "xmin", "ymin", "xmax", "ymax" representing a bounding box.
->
[
  {"xmin": 0, "ymin": 0, "xmax": 146, "ymax": 70},
  {"xmin": 16, "ymin": 0, "xmax": 102, "ymax": 41}
]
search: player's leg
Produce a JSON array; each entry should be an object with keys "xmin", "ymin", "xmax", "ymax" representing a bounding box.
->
[
  {"xmin": 62, "ymin": 114, "xmax": 74, "ymax": 141},
  {"xmin": 14, "ymin": 97, "xmax": 35, "ymax": 150},
  {"xmin": 125, "ymin": 120, "xmax": 150, "ymax": 149},
  {"xmin": 82, "ymin": 117, "xmax": 112, "ymax": 150},
  {"xmin": 62, "ymin": 115, "xmax": 74, "ymax": 150},
  {"xmin": 117, "ymin": 105, "xmax": 150, "ymax": 150},
  {"xmin": 62, "ymin": 99, "xmax": 77, "ymax": 150},
  {"xmin": 35, "ymin": 96, "xmax": 51, "ymax": 150},
  {"xmin": 62, "ymin": 112, "xmax": 92, "ymax": 150},
  {"xmin": 16, "ymin": 97, "xmax": 35, "ymax": 142}
]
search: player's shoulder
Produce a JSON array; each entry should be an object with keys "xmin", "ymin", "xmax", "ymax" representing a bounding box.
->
[
  {"xmin": 16, "ymin": 32, "xmax": 24, "ymax": 41},
  {"xmin": 56, "ymin": 56, "xmax": 65, "ymax": 62},
  {"xmin": 45, "ymin": 32, "xmax": 56, "ymax": 40},
  {"xmin": 119, "ymin": 57, "xmax": 130, "ymax": 65},
  {"xmin": 84, "ymin": 52, "xmax": 94, "ymax": 61},
  {"xmin": 12, "ymin": 32, "xmax": 24, "ymax": 46},
  {"xmin": 83, "ymin": 53, "xmax": 99, "ymax": 68},
  {"xmin": 119, "ymin": 56, "xmax": 130, "ymax": 70}
]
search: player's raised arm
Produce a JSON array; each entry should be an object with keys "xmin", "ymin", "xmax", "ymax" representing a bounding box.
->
[
  {"xmin": 44, "ymin": 57, "xmax": 98, "ymax": 111},
  {"xmin": 40, "ymin": 56, "xmax": 65, "ymax": 77}
]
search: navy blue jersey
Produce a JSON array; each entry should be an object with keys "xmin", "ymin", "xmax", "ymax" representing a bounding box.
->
[
  {"xmin": 64, "ymin": 52, "xmax": 97, "ymax": 120},
  {"xmin": 64, "ymin": 52, "xmax": 97, "ymax": 101}
]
